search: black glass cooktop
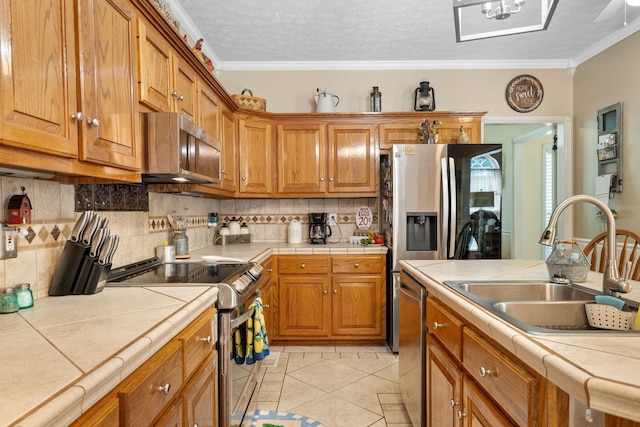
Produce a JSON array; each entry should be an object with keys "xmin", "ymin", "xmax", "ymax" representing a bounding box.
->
[{"xmin": 108, "ymin": 259, "xmax": 249, "ymax": 285}]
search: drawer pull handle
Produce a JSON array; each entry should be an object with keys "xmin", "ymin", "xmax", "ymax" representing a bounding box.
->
[
  {"xmin": 268, "ymin": 268, "xmax": 273, "ymax": 272},
  {"xmin": 88, "ymin": 117, "xmax": 100, "ymax": 127},
  {"xmin": 479, "ymin": 366, "xmax": 495, "ymax": 377},
  {"xmin": 241, "ymin": 176, "xmax": 247, "ymax": 181},
  {"xmin": 157, "ymin": 383, "xmax": 171, "ymax": 395},
  {"xmin": 457, "ymin": 410, "xmax": 466, "ymax": 419},
  {"xmin": 354, "ymin": 263, "xmax": 359, "ymax": 268},
  {"xmin": 449, "ymin": 399, "xmax": 458, "ymax": 408},
  {"xmin": 263, "ymin": 304, "xmax": 270, "ymax": 308},
  {"xmin": 333, "ymin": 289, "xmax": 337, "ymax": 294},
  {"xmin": 323, "ymin": 290, "xmax": 328, "ymax": 295},
  {"xmin": 433, "ymin": 321, "xmax": 444, "ymax": 330},
  {"xmin": 200, "ymin": 335, "xmax": 212, "ymax": 344},
  {"xmin": 300, "ymin": 263, "xmax": 306, "ymax": 268}
]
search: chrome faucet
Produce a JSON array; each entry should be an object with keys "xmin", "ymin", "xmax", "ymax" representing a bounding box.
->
[{"xmin": 539, "ymin": 194, "xmax": 632, "ymax": 296}]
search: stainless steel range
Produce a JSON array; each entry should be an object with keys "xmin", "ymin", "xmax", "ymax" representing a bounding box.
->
[{"xmin": 107, "ymin": 257, "xmax": 264, "ymax": 427}]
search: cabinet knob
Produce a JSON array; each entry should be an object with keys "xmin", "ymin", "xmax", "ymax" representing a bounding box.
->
[
  {"xmin": 263, "ymin": 304, "xmax": 270, "ymax": 308},
  {"xmin": 71, "ymin": 112, "xmax": 84, "ymax": 122},
  {"xmin": 242, "ymin": 176, "xmax": 247, "ymax": 181},
  {"xmin": 333, "ymin": 289, "xmax": 337, "ymax": 294},
  {"xmin": 221, "ymin": 169, "xmax": 227, "ymax": 175},
  {"xmin": 267, "ymin": 268, "xmax": 273, "ymax": 272},
  {"xmin": 178, "ymin": 95, "xmax": 184, "ymax": 101},
  {"xmin": 300, "ymin": 263, "xmax": 306, "ymax": 268},
  {"xmin": 199, "ymin": 335, "xmax": 212, "ymax": 344},
  {"xmin": 320, "ymin": 177, "xmax": 325, "ymax": 181},
  {"xmin": 323, "ymin": 290, "xmax": 328, "ymax": 295},
  {"xmin": 171, "ymin": 90, "xmax": 179, "ymax": 98},
  {"xmin": 433, "ymin": 321, "xmax": 444, "ymax": 330},
  {"xmin": 354, "ymin": 263, "xmax": 360, "ymax": 268},
  {"xmin": 157, "ymin": 383, "xmax": 171, "ymax": 395},
  {"xmin": 88, "ymin": 117, "xmax": 100, "ymax": 127},
  {"xmin": 479, "ymin": 366, "xmax": 495, "ymax": 377},
  {"xmin": 449, "ymin": 399, "xmax": 458, "ymax": 408},
  {"xmin": 329, "ymin": 177, "xmax": 334, "ymax": 182},
  {"xmin": 457, "ymin": 410, "xmax": 467, "ymax": 419}
]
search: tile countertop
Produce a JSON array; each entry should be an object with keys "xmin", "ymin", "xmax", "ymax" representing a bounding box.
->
[
  {"xmin": 1, "ymin": 242, "xmax": 386, "ymax": 426},
  {"xmin": 400, "ymin": 259, "xmax": 640, "ymax": 423},
  {"xmin": 2, "ymin": 286, "xmax": 218, "ymax": 427}
]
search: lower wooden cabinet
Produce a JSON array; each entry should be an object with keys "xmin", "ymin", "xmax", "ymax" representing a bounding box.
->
[
  {"xmin": 462, "ymin": 377, "xmax": 515, "ymax": 427},
  {"xmin": 69, "ymin": 394, "xmax": 120, "ymax": 427},
  {"xmin": 183, "ymin": 353, "xmax": 218, "ymax": 427},
  {"xmin": 274, "ymin": 254, "xmax": 386, "ymax": 343}
]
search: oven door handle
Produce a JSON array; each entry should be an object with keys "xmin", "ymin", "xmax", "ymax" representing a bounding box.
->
[{"xmin": 230, "ymin": 306, "xmax": 256, "ymax": 329}]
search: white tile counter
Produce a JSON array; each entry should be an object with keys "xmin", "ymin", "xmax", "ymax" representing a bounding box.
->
[
  {"xmin": 400, "ymin": 259, "xmax": 640, "ymax": 422},
  {"xmin": 1, "ymin": 286, "xmax": 217, "ymax": 426}
]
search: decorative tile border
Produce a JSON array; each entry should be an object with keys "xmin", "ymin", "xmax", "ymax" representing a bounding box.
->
[
  {"xmin": 149, "ymin": 215, "xmax": 209, "ymax": 233},
  {"xmin": 216, "ymin": 213, "xmax": 377, "ymax": 225}
]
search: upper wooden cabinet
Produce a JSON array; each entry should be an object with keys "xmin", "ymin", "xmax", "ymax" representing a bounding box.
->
[
  {"xmin": 276, "ymin": 121, "xmax": 377, "ymax": 197},
  {"xmin": 137, "ymin": 18, "xmax": 197, "ymax": 120},
  {"xmin": 219, "ymin": 105, "xmax": 238, "ymax": 192},
  {"xmin": 238, "ymin": 115, "xmax": 275, "ymax": 195},
  {"xmin": 0, "ymin": 0, "xmax": 141, "ymax": 177},
  {"xmin": 379, "ymin": 112, "xmax": 484, "ymax": 149}
]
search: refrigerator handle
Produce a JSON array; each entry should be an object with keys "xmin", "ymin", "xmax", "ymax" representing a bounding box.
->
[
  {"xmin": 441, "ymin": 157, "xmax": 451, "ymax": 258},
  {"xmin": 448, "ymin": 157, "xmax": 457, "ymax": 258}
]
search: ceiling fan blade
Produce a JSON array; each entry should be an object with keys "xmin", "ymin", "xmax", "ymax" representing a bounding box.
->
[{"xmin": 594, "ymin": 0, "xmax": 625, "ymax": 22}]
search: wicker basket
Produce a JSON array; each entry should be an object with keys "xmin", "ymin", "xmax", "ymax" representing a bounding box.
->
[
  {"xmin": 584, "ymin": 303, "xmax": 635, "ymax": 330},
  {"xmin": 232, "ymin": 89, "xmax": 267, "ymax": 111}
]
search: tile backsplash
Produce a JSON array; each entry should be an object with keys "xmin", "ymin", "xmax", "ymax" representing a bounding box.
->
[{"xmin": 0, "ymin": 175, "xmax": 377, "ymax": 299}]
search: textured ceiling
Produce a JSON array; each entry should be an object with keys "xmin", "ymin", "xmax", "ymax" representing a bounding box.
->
[{"xmin": 170, "ymin": 0, "xmax": 640, "ymax": 69}]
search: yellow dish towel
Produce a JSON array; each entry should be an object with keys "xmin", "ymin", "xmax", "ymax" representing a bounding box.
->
[
  {"xmin": 232, "ymin": 297, "xmax": 270, "ymax": 365},
  {"xmin": 633, "ymin": 311, "xmax": 640, "ymax": 331}
]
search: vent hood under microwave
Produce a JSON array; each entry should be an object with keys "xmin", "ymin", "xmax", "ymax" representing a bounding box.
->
[{"xmin": 142, "ymin": 112, "xmax": 221, "ymax": 184}]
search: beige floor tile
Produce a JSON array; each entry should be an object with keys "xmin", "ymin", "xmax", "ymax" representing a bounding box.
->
[
  {"xmin": 277, "ymin": 376, "xmax": 327, "ymax": 412},
  {"xmin": 332, "ymin": 375, "xmax": 399, "ymax": 415},
  {"xmin": 257, "ymin": 390, "xmax": 282, "ymax": 401},
  {"xmin": 253, "ymin": 401, "xmax": 279, "ymax": 411},
  {"xmin": 382, "ymin": 403, "xmax": 406, "ymax": 411},
  {"xmin": 376, "ymin": 352, "xmax": 398, "ymax": 359},
  {"xmin": 378, "ymin": 393, "xmax": 403, "ymax": 404},
  {"xmin": 289, "ymin": 352, "xmax": 305, "ymax": 359},
  {"xmin": 358, "ymin": 352, "xmax": 379, "ymax": 359},
  {"xmin": 266, "ymin": 365, "xmax": 287, "ymax": 374},
  {"xmin": 336, "ymin": 345, "xmax": 389, "ymax": 353},
  {"xmin": 303, "ymin": 352, "xmax": 323, "ymax": 360},
  {"xmin": 259, "ymin": 381, "xmax": 283, "ymax": 392},
  {"xmin": 374, "ymin": 363, "xmax": 399, "ymax": 383},
  {"xmin": 269, "ymin": 346, "xmax": 286, "ymax": 352},
  {"xmin": 368, "ymin": 419, "xmax": 387, "ymax": 427},
  {"xmin": 288, "ymin": 359, "xmax": 369, "ymax": 393},
  {"xmin": 286, "ymin": 357, "xmax": 322, "ymax": 373},
  {"xmin": 292, "ymin": 393, "xmax": 383, "ymax": 427},
  {"xmin": 284, "ymin": 345, "xmax": 336, "ymax": 353},
  {"xmin": 384, "ymin": 410, "xmax": 412, "ymax": 424},
  {"xmin": 263, "ymin": 372, "xmax": 285, "ymax": 382},
  {"xmin": 333, "ymin": 357, "xmax": 398, "ymax": 375},
  {"xmin": 322, "ymin": 352, "xmax": 341, "ymax": 359},
  {"xmin": 339, "ymin": 352, "xmax": 360, "ymax": 359}
]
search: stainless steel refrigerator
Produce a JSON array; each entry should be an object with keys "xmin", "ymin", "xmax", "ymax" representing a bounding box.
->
[{"xmin": 383, "ymin": 143, "xmax": 503, "ymax": 352}]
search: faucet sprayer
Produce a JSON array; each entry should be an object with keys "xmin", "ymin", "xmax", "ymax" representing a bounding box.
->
[{"xmin": 539, "ymin": 195, "xmax": 632, "ymax": 296}]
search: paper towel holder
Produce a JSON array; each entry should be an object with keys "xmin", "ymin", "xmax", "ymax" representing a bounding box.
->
[{"xmin": 597, "ymin": 102, "xmax": 622, "ymax": 194}]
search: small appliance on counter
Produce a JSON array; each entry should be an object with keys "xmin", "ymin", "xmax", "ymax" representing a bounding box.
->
[{"xmin": 309, "ymin": 213, "xmax": 331, "ymax": 244}]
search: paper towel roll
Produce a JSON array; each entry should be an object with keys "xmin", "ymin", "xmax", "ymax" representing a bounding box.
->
[{"xmin": 595, "ymin": 174, "xmax": 613, "ymax": 205}]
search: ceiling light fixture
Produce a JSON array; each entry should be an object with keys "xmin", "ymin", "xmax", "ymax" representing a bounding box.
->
[
  {"xmin": 627, "ymin": 0, "xmax": 640, "ymax": 6},
  {"xmin": 453, "ymin": 0, "xmax": 558, "ymax": 42}
]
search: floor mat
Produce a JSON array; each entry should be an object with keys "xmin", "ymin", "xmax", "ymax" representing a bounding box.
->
[{"xmin": 247, "ymin": 410, "xmax": 326, "ymax": 427}]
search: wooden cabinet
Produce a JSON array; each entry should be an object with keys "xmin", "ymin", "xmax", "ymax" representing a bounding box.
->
[
  {"xmin": 427, "ymin": 335, "xmax": 463, "ymax": 427},
  {"xmin": 183, "ymin": 353, "xmax": 218, "ymax": 427},
  {"xmin": 218, "ymin": 106, "xmax": 239, "ymax": 192},
  {"xmin": 378, "ymin": 113, "xmax": 484, "ymax": 150},
  {"xmin": 275, "ymin": 255, "xmax": 385, "ymax": 343},
  {"xmin": 197, "ymin": 80, "xmax": 221, "ymax": 138},
  {"xmin": 462, "ymin": 377, "xmax": 515, "ymax": 427},
  {"xmin": 136, "ymin": 17, "xmax": 196, "ymax": 120},
  {"xmin": 276, "ymin": 121, "xmax": 378, "ymax": 197},
  {"xmin": 256, "ymin": 257, "xmax": 275, "ymax": 336},
  {"xmin": 69, "ymin": 394, "xmax": 119, "ymax": 427},
  {"xmin": 238, "ymin": 116, "xmax": 275, "ymax": 195},
  {"xmin": 0, "ymin": 0, "xmax": 141, "ymax": 177}
]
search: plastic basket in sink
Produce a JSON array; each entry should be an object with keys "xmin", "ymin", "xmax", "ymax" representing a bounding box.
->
[{"xmin": 585, "ymin": 303, "xmax": 635, "ymax": 330}]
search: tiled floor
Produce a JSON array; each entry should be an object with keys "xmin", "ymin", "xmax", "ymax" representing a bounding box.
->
[{"xmin": 245, "ymin": 345, "xmax": 412, "ymax": 427}]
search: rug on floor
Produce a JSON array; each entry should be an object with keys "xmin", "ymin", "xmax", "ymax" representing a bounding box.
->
[{"xmin": 247, "ymin": 410, "xmax": 326, "ymax": 427}]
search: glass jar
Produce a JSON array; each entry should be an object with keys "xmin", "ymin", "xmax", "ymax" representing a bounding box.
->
[
  {"xmin": 0, "ymin": 287, "xmax": 20, "ymax": 314},
  {"xmin": 14, "ymin": 283, "xmax": 33, "ymax": 309}
]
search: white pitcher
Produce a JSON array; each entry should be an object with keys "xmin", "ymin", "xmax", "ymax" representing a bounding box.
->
[{"xmin": 314, "ymin": 89, "xmax": 339, "ymax": 112}]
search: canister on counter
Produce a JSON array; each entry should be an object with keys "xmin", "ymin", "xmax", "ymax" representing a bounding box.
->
[
  {"xmin": 0, "ymin": 287, "xmax": 19, "ymax": 314},
  {"xmin": 156, "ymin": 242, "xmax": 176, "ymax": 262},
  {"xmin": 14, "ymin": 283, "xmax": 33, "ymax": 309}
]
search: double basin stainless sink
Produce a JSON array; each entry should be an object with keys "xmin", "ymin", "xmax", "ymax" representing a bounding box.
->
[{"xmin": 443, "ymin": 280, "xmax": 639, "ymax": 334}]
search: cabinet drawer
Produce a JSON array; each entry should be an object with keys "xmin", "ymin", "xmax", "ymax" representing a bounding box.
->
[
  {"xmin": 462, "ymin": 328, "xmax": 537, "ymax": 427},
  {"xmin": 119, "ymin": 339, "xmax": 183, "ymax": 426},
  {"xmin": 426, "ymin": 297, "xmax": 464, "ymax": 361},
  {"xmin": 181, "ymin": 306, "xmax": 216, "ymax": 380},
  {"xmin": 332, "ymin": 255, "xmax": 383, "ymax": 274},
  {"xmin": 278, "ymin": 256, "xmax": 330, "ymax": 274}
]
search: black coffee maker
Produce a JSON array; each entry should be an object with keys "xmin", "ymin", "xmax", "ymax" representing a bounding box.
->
[{"xmin": 309, "ymin": 213, "xmax": 332, "ymax": 244}]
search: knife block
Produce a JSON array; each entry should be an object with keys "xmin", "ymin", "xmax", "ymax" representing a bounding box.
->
[
  {"xmin": 49, "ymin": 241, "xmax": 90, "ymax": 296},
  {"xmin": 82, "ymin": 262, "xmax": 112, "ymax": 295}
]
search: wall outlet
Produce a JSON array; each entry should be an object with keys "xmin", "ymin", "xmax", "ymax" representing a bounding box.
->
[{"xmin": 328, "ymin": 213, "xmax": 338, "ymax": 225}]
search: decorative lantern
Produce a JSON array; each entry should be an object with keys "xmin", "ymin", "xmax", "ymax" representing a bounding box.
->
[
  {"xmin": 370, "ymin": 86, "xmax": 382, "ymax": 112},
  {"xmin": 8, "ymin": 186, "xmax": 32, "ymax": 225},
  {"xmin": 413, "ymin": 81, "xmax": 436, "ymax": 111}
]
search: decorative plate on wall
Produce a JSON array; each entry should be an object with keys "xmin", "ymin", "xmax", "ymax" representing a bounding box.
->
[{"xmin": 505, "ymin": 75, "xmax": 544, "ymax": 113}]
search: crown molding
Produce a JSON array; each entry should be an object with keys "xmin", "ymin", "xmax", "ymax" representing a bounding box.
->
[{"xmin": 570, "ymin": 18, "xmax": 640, "ymax": 67}]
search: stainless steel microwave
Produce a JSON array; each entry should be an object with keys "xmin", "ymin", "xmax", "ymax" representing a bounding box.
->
[{"xmin": 142, "ymin": 112, "xmax": 221, "ymax": 184}]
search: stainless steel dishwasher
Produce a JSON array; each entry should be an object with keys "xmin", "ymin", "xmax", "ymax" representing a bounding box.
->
[{"xmin": 398, "ymin": 270, "xmax": 428, "ymax": 427}]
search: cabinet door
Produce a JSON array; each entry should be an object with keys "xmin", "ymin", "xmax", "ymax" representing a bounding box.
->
[
  {"xmin": 257, "ymin": 258, "xmax": 275, "ymax": 336},
  {"xmin": 76, "ymin": 0, "xmax": 140, "ymax": 170},
  {"xmin": 175, "ymin": 56, "xmax": 197, "ymax": 121},
  {"xmin": 197, "ymin": 81, "xmax": 220, "ymax": 139},
  {"xmin": 154, "ymin": 398, "xmax": 183, "ymax": 427},
  {"xmin": 69, "ymin": 395, "xmax": 119, "ymax": 427},
  {"xmin": 427, "ymin": 335, "xmax": 463, "ymax": 427},
  {"xmin": 184, "ymin": 354, "xmax": 218, "ymax": 427},
  {"xmin": 220, "ymin": 106, "xmax": 238, "ymax": 192},
  {"xmin": 0, "ymin": 0, "xmax": 79, "ymax": 157},
  {"xmin": 278, "ymin": 275, "xmax": 331, "ymax": 337},
  {"xmin": 136, "ymin": 18, "xmax": 173, "ymax": 112},
  {"xmin": 277, "ymin": 122, "xmax": 326, "ymax": 194},
  {"xmin": 327, "ymin": 124, "xmax": 377, "ymax": 194},
  {"xmin": 331, "ymin": 275, "xmax": 383, "ymax": 337},
  {"xmin": 462, "ymin": 377, "xmax": 515, "ymax": 427},
  {"xmin": 238, "ymin": 117, "xmax": 274, "ymax": 195}
]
